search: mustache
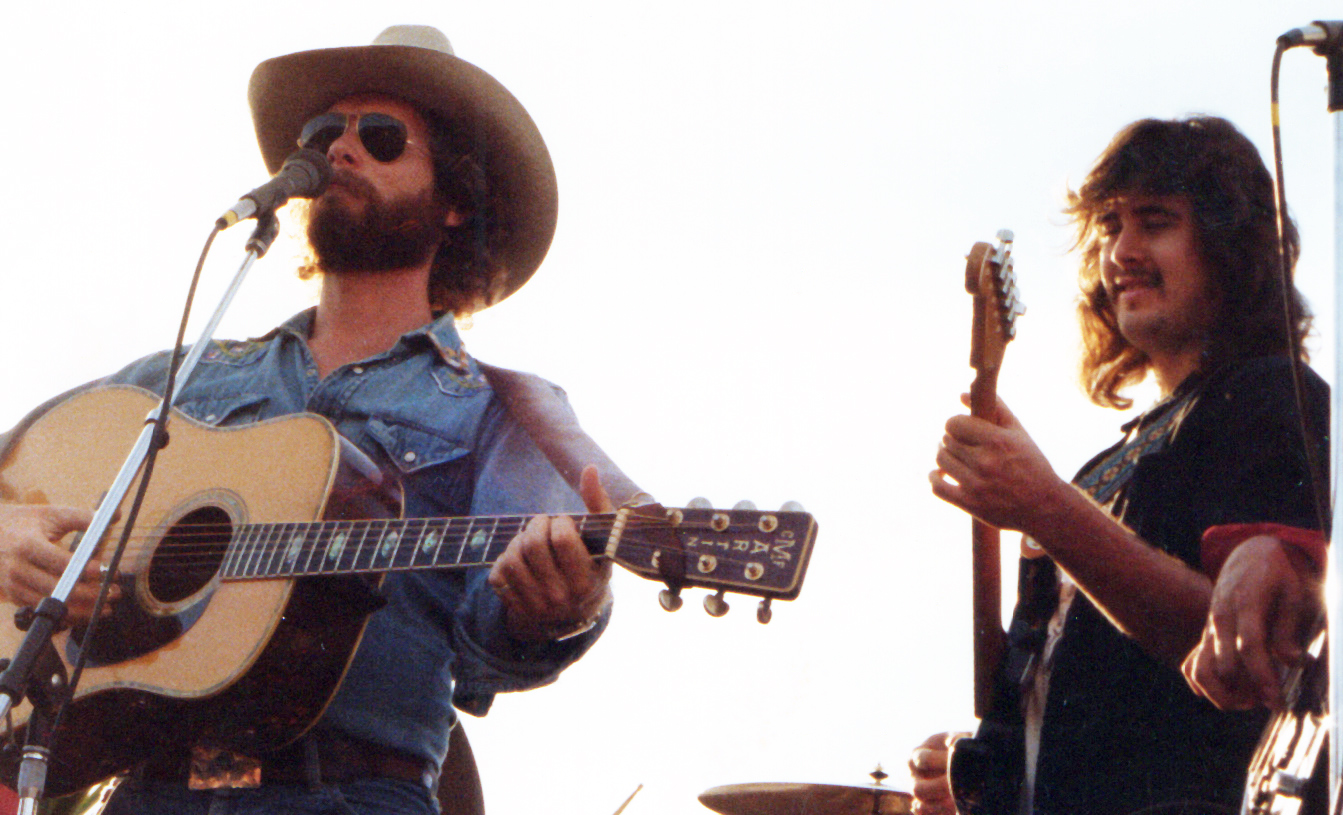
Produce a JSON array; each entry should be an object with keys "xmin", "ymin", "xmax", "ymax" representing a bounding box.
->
[{"xmin": 324, "ymin": 169, "xmax": 380, "ymax": 199}]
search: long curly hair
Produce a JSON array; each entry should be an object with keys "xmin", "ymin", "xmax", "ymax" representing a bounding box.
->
[
  {"xmin": 421, "ymin": 111, "xmax": 503, "ymax": 315},
  {"xmin": 1066, "ymin": 116, "xmax": 1309, "ymax": 409}
]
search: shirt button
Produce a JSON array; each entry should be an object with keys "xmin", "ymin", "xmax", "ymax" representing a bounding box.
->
[
  {"xmin": 352, "ymin": 366, "xmax": 365, "ymax": 375},
  {"xmin": 204, "ymin": 414, "xmax": 218, "ymax": 423},
  {"xmin": 403, "ymin": 451, "xmax": 418, "ymax": 464}
]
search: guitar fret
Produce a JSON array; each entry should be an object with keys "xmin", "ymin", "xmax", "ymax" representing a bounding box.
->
[
  {"xmin": 349, "ymin": 521, "xmax": 374, "ymax": 572},
  {"xmin": 432, "ymin": 518, "xmax": 459, "ymax": 567},
  {"xmin": 460, "ymin": 518, "xmax": 497, "ymax": 566},
  {"xmin": 390, "ymin": 519, "xmax": 424, "ymax": 570},
  {"xmin": 223, "ymin": 524, "xmax": 255, "ymax": 578},
  {"xmin": 257, "ymin": 524, "xmax": 284, "ymax": 577},
  {"xmin": 281, "ymin": 524, "xmax": 307, "ymax": 576},
  {"xmin": 490, "ymin": 517, "xmax": 508, "ymax": 562},
  {"xmin": 366, "ymin": 520, "xmax": 402, "ymax": 572},
  {"xmin": 321, "ymin": 520, "xmax": 361, "ymax": 574},
  {"xmin": 363, "ymin": 520, "xmax": 389, "ymax": 571},
  {"xmin": 298, "ymin": 522, "xmax": 322, "ymax": 575},
  {"xmin": 406, "ymin": 519, "xmax": 426, "ymax": 567},
  {"xmin": 278, "ymin": 522, "xmax": 309, "ymax": 575},
  {"xmin": 242, "ymin": 524, "xmax": 275, "ymax": 577},
  {"xmin": 306, "ymin": 521, "xmax": 343, "ymax": 576},
  {"xmin": 430, "ymin": 518, "xmax": 463, "ymax": 567},
  {"xmin": 269, "ymin": 525, "xmax": 301, "ymax": 577},
  {"xmin": 352, "ymin": 519, "xmax": 384, "ymax": 572}
]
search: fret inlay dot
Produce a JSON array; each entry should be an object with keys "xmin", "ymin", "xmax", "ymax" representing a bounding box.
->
[
  {"xmin": 327, "ymin": 530, "xmax": 349, "ymax": 561},
  {"xmin": 381, "ymin": 531, "xmax": 399, "ymax": 558},
  {"xmin": 286, "ymin": 533, "xmax": 303, "ymax": 565}
]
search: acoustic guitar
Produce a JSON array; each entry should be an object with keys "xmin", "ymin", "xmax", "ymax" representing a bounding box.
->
[{"xmin": 0, "ymin": 385, "xmax": 818, "ymax": 795}]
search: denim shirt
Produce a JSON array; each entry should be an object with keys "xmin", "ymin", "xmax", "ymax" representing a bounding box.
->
[{"xmin": 102, "ymin": 308, "xmax": 608, "ymax": 767}]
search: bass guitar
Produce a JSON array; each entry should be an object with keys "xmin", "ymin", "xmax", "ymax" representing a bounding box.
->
[
  {"xmin": 947, "ymin": 230, "xmax": 1027, "ymax": 815},
  {"xmin": 0, "ymin": 385, "xmax": 818, "ymax": 795},
  {"xmin": 964, "ymin": 229, "xmax": 1025, "ymax": 718}
]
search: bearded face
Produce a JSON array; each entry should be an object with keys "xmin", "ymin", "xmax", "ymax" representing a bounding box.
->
[{"xmin": 306, "ymin": 169, "xmax": 448, "ymax": 274}]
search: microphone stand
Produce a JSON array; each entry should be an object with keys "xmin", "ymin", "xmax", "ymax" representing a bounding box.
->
[
  {"xmin": 0, "ymin": 212, "xmax": 281, "ymax": 815},
  {"xmin": 1324, "ymin": 30, "xmax": 1343, "ymax": 815}
]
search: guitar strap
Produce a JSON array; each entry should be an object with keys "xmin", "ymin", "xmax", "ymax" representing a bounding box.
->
[
  {"xmin": 475, "ymin": 362, "xmax": 652, "ymax": 508},
  {"xmin": 1013, "ymin": 379, "xmax": 1205, "ymax": 688}
]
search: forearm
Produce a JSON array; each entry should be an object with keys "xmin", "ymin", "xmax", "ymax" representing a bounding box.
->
[{"xmin": 1028, "ymin": 481, "xmax": 1212, "ymax": 666}]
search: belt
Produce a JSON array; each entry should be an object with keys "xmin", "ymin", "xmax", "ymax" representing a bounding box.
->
[{"xmin": 140, "ymin": 733, "xmax": 437, "ymax": 790}]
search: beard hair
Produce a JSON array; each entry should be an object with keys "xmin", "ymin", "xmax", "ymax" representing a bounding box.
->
[{"xmin": 307, "ymin": 171, "xmax": 446, "ymax": 274}]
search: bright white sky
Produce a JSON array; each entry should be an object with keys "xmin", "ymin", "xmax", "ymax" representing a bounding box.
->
[{"xmin": 0, "ymin": 2, "xmax": 1338, "ymax": 813}]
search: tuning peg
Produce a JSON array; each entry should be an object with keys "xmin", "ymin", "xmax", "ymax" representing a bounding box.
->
[
  {"xmin": 687, "ymin": 496, "xmax": 712, "ymax": 509},
  {"xmin": 658, "ymin": 587, "xmax": 684, "ymax": 612},
  {"xmin": 780, "ymin": 500, "xmax": 805, "ymax": 512},
  {"xmin": 756, "ymin": 598, "xmax": 773, "ymax": 625},
  {"xmin": 732, "ymin": 499, "xmax": 757, "ymax": 511},
  {"xmin": 704, "ymin": 590, "xmax": 730, "ymax": 617}
]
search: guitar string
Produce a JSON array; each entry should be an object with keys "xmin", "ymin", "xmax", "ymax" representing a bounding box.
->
[{"xmin": 76, "ymin": 518, "xmax": 801, "ymax": 571}]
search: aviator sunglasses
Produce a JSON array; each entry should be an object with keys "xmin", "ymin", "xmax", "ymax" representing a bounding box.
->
[{"xmin": 298, "ymin": 112, "xmax": 413, "ymax": 163}]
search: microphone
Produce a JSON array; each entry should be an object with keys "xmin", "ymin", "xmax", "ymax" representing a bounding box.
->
[
  {"xmin": 216, "ymin": 148, "xmax": 332, "ymax": 229},
  {"xmin": 1279, "ymin": 21, "xmax": 1343, "ymax": 49}
]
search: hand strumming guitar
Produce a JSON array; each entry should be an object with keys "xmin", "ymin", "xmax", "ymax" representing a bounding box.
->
[{"xmin": 0, "ymin": 503, "xmax": 118, "ymax": 622}]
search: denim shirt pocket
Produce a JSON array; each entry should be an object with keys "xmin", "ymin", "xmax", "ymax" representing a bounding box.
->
[
  {"xmin": 173, "ymin": 393, "xmax": 271, "ymax": 426},
  {"xmin": 364, "ymin": 418, "xmax": 475, "ymax": 517},
  {"xmin": 365, "ymin": 418, "xmax": 470, "ymax": 474}
]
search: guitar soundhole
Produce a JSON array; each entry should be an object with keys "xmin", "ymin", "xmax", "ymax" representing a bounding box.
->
[{"xmin": 149, "ymin": 506, "xmax": 232, "ymax": 604}]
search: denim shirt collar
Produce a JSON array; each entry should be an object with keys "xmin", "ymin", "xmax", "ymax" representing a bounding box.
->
[{"xmin": 263, "ymin": 307, "xmax": 477, "ymax": 377}]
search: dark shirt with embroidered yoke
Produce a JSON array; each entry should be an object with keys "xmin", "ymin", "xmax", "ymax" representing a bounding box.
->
[{"xmin": 966, "ymin": 355, "xmax": 1328, "ymax": 815}]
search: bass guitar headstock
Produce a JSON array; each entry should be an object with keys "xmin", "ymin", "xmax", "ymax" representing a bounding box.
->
[
  {"xmin": 965, "ymin": 229, "xmax": 1025, "ymax": 383},
  {"xmin": 602, "ymin": 499, "xmax": 817, "ymax": 624}
]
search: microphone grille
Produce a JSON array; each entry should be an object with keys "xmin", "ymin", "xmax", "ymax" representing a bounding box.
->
[{"xmin": 281, "ymin": 148, "xmax": 333, "ymax": 198}]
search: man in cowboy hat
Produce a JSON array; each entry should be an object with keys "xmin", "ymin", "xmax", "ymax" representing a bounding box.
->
[{"xmin": 0, "ymin": 25, "xmax": 624, "ymax": 815}]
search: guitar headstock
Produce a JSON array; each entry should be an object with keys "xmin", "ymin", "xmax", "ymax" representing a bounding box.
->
[
  {"xmin": 965, "ymin": 229, "xmax": 1025, "ymax": 377},
  {"xmin": 602, "ymin": 499, "xmax": 817, "ymax": 624}
]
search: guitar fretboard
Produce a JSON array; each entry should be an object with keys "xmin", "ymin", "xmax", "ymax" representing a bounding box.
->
[{"xmin": 222, "ymin": 515, "xmax": 604, "ymax": 580}]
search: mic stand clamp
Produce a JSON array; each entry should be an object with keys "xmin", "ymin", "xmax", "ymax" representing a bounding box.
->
[{"xmin": 245, "ymin": 211, "xmax": 281, "ymax": 259}]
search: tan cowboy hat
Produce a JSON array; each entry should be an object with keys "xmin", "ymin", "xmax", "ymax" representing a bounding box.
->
[{"xmin": 248, "ymin": 25, "xmax": 558, "ymax": 306}]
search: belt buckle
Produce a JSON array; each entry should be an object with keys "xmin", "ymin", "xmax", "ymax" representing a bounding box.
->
[{"xmin": 188, "ymin": 745, "xmax": 263, "ymax": 790}]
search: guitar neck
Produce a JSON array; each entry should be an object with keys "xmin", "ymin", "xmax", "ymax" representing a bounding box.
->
[
  {"xmin": 963, "ymin": 230, "xmax": 1021, "ymax": 720},
  {"xmin": 970, "ymin": 365, "xmax": 1004, "ymax": 719},
  {"xmin": 223, "ymin": 514, "xmax": 610, "ymax": 580}
]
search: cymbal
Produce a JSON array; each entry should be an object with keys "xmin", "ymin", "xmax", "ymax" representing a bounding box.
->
[{"xmin": 698, "ymin": 781, "xmax": 913, "ymax": 815}]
